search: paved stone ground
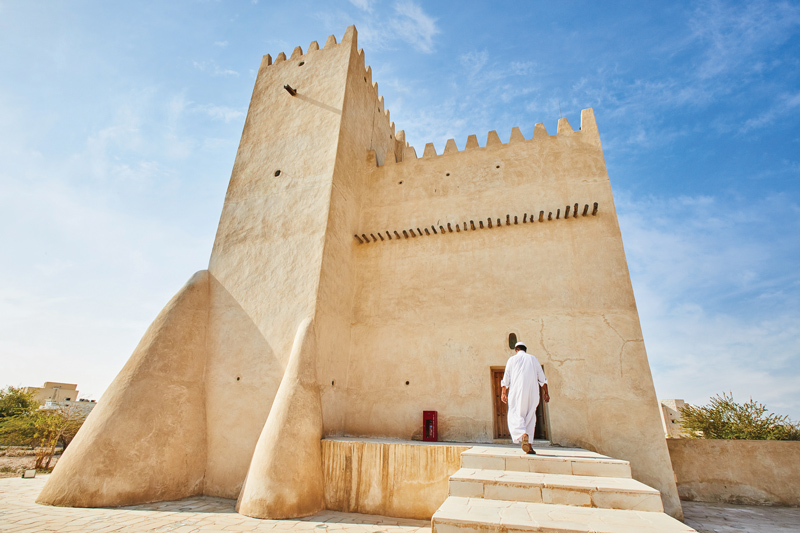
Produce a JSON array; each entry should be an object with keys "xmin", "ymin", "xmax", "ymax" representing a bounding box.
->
[
  {"xmin": 0, "ymin": 476, "xmax": 430, "ymax": 533},
  {"xmin": 682, "ymin": 500, "xmax": 800, "ymax": 532},
  {"xmin": 1, "ymin": 475, "xmax": 799, "ymax": 532}
]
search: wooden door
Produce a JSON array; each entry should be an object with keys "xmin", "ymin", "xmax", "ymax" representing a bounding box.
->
[
  {"xmin": 492, "ymin": 366, "xmax": 549, "ymax": 441},
  {"xmin": 492, "ymin": 369, "xmax": 510, "ymax": 439}
]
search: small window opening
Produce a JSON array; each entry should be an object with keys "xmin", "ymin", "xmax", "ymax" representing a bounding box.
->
[
  {"xmin": 508, "ymin": 333, "xmax": 517, "ymax": 349},
  {"xmin": 446, "ymin": 172, "xmax": 450, "ymax": 176},
  {"xmin": 405, "ymin": 380, "xmax": 410, "ymax": 386},
  {"xmin": 236, "ymin": 376, "xmax": 241, "ymax": 381},
  {"xmin": 274, "ymin": 170, "xmax": 281, "ymax": 177},
  {"xmin": 398, "ymin": 180, "xmax": 403, "ymax": 184},
  {"xmin": 496, "ymin": 165, "xmax": 500, "ymax": 169},
  {"xmin": 298, "ymin": 61, "xmax": 305, "ymax": 66}
]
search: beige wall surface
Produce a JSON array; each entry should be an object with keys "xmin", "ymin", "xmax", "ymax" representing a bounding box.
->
[
  {"xmin": 322, "ymin": 439, "xmax": 468, "ymax": 520},
  {"xmin": 340, "ymin": 112, "xmax": 681, "ymax": 518},
  {"xmin": 203, "ymin": 32, "xmax": 355, "ymax": 499},
  {"xmin": 668, "ymin": 438, "xmax": 800, "ymax": 506}
]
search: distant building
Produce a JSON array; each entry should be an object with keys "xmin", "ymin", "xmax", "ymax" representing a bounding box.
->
[
  {"xmin": 660, "ymin": 399, "xmax": 689, "ymax": 438},
  {"xmin": 24, "ymin": 382, "xmax": 80, "ymax": 403},
  {"xmin": 24, "ymin": 382, "xmax": 97, "ymax": 416}
]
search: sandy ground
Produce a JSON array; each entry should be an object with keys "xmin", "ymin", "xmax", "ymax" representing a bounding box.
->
[{"xmin": 0, "ymin": 452, "xmax": 59, "ymax": 478}]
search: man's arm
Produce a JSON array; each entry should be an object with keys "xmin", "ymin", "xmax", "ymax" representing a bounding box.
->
[
  {"xmin": 541, "ymin": 383, "xmax": 550, "ymax": 403},
  {"xmin": 501, "ymin": 386, "xmax": 508, "ymax": 404}
]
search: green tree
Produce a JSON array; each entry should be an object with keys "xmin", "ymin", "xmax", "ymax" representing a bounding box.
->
[
  {"xmin": 679, "ymin": 392, "xmax": 800, "ymax": 440},
  {"xmin": 0, "ymin": 386, "xmax": 38, "ymax": 418}
]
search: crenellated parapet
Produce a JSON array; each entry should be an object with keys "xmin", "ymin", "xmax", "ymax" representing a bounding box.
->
[
  {"xmin": 367, "ymin": 108, "xmax": 601, "ymax": 167},
  {"xmin": 258, "ymin": 26, "xmax": 353, "ymax": 69}
]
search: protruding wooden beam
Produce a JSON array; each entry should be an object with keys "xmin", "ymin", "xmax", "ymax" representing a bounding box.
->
[
  {"xmin": 447, "ymin": 223, "xmax": 453, "ymax": 233},
  {"xmin": 409, "ymin": 229, "xmax": 416, "ymax": 237},
  {"xmin": 470, "ymin": 220, "xmax": 476, "ymax": 230},
  {"xmin": 583, "ymin": 204, "xmax": 589, "ymax": 216},
  {"xmin": 479, "ymin": 221, "xmax": 484, "ymax": 229},
  {"xmin": 431, "ymin": 225, "xmax": 438, "ymax": 234},
  {"xmin": 417, "ymin": 228, "xmax": 423, "ymax": 237},
  {"xmin": 354, "ymin": 235, "xmax": 363, "ymax": 244},
  {"xmin": 506, "ymin": 214, "xmax": 511, "ymax": 225},
  {"xmin": 556, "ymin": 209, "xmax": 560, "ymax": 219},
  {"xmin": 523, "ymin": 213, "xmax": 528, "ymax": 223},
  {"xmin": 439, "ymin": 225, "xmax": 445, "ymax": 234},
  {"xmin": 387, "ymin": 231, "xmax": 392, "ymax": 240},
  {"xmin": 565, "ymin": 205, "xmax": 571, "ymax": 218},
  {"xmin": 456, "ymin": 224, "xmax": 461, "ymax": 232},
  {"xmin": 371, "ymin": 233, "xmax": 379, "ymax": 241},
  {"xmin": 394, "ymin": 231, "xmax": 401, "ymax": 239},
  {"xmin": 539, "ymin": 211, "xmax": 544, "ymax": 222},
  {"xmin": 424, "ymin": 228, "xmax": 430, "ymax": 235},
  {"xmin": 402, "ymin": 230, "xmax": 409, "ymax": 238},
  {"xmin": 514, "ymin": 216, "xmax": 518, "ymax": 224},
  {"xmin": 497, "ymin": 218, "xmax": 501, "ymax": 226},
  {"xmin": 488, "ymin": 218, "xmax": 493, "ymax": 228},
  {"xmin": 574, "ymin": 203, "xmax": 579, "ymax": 218},
  {"xmin": 547, "ymin": 212, "xmax": 552, "ymax": 221},
  {"xmin": 284, "ymin": 84, "xmax": 297, "ymax": 96},
  {"xmin": 592, "ymin": 202, "xmax": 599, "ymax": 215},
  {"xmin": 362, "ymin": 234, "xmax": 370, "ymax": 242}
]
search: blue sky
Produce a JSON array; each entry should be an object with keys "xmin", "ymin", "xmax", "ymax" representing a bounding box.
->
[{"xmin": 1, "ymin": 1, "xmax": 799, "ymax": 419}]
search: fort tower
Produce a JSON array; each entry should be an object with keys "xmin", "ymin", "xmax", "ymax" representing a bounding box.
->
[{"xmin": 38, "ymin": 26, "xmax": 683, "ymax": 521}]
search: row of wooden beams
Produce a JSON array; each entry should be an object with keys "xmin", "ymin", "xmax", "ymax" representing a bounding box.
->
[{"xmin": 354, "ymin": 202, "xmax": 599, "ymax": 244}]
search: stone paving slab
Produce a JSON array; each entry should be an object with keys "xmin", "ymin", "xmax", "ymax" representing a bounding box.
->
[
  {"xmin": 449, "ymin": 468, "xmax": 663, "ymax": 512},
  {"xmin": 0, "ymin": 475, "xmax": 430, "ymax": 533},
  {"xmin": 682, "ymin": 501, "xmax": 800, "ymax": 533},
  {"xmin": 432, "ymin": 496, "xmax": 695, "ymax": 532},
  {"xmin": 461, "ymin": 446, "xmax": 632, "ymax": 479}
]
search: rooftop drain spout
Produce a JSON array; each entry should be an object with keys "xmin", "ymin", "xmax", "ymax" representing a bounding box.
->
[{"xmin": 284, "ymin": 84, "xmax": 297, "ymax": 96}]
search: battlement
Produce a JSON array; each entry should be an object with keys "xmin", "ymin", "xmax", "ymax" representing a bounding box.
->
[
  {"xmin": 368, "ymin": 108, "xmax": 601, "ymax": 167},
  {"xmin": 258, "ymin": 25, "xmax": 357, "ymax": 69},
  {"xmin": 256, "ymin": 25, "xmax": 400, "ymax": 152}
]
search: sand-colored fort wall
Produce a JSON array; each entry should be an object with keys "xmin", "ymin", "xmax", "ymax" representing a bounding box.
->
[
  {"xmin": 322, "ymin": 439, "xmax": 468, "ymax": 519},
  {"xmin": 668, "ymin": 439, "xmax": 800, "ymax": 506},
  {"xmin": 342, "ymin": 111, "xmax": 680, "ymax": 517}
]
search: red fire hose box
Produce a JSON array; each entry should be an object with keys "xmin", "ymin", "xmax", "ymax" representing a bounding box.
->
[{"xmin": 423, "ymin": 410, "xmax": 438, "ymax": 442}]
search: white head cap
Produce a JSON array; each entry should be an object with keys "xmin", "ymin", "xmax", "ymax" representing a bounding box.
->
[{"xmin": 514, "ymin": 342, "xmax": 526, "ymax": 349}]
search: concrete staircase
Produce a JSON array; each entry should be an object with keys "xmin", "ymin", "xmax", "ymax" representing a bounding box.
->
[{"xmin": 432, "ymin": 444, "xmax": 695, "ymax": 533}]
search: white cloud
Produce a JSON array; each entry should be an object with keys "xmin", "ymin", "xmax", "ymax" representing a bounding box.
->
[
  {"xmin": 390, "ymin": 1, "xmax": 439, "ymax": 53},
  {"xmin": 459, "ymin": 50, "xmax": 488, "ymax": 71},
  {"xmin": 687, "ymin": 0, "xmax": 800, "ymax": 80},
  {"xmin": 348, "ymin": 0, "xmax": 374, "ymax": 12},
  {"xmin": 214, "ymin": 40, "xmax": 229, "ymax": 47},
  {"xmin": 198, "ymin": 104, "xmax": 245, "ymax": 123},
  {"xmin": 192, "ymin": 59, "xmax": 239, "ymax": 77},
  {"xmin": 617, "ymin": 192, "xmax": 800, "ymax": 419}
]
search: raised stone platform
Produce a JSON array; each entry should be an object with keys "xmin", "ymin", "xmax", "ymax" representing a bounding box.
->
[
  {"xmin": 433, "ymin": 444, "xmax": 695, "ymax": 532},
  {"xmin": 434, "ymin": 497, "xmax": 694, "ymax": 533}
]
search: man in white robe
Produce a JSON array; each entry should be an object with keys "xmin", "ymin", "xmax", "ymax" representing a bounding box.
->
[{"xmin": 501, "ymin": 341, "xmax": 549, "ymax": 454}]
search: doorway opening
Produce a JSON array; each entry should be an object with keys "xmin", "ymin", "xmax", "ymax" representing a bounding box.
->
[{"xmin": 491, "ymin": 366, "xmax": 549, "ymax": 441}]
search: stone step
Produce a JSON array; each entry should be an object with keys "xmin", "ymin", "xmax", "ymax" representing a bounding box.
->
[
  {"xmin": 432, "ymin": 496, "xmax": 696, "ymax": 533},
  {"xmin": 449, "ymin": 468, "xmax": 663, "ymax": 512},
  {"xmin": 461, "ymin": 445, "xmax": 632, "ymax": 478}
]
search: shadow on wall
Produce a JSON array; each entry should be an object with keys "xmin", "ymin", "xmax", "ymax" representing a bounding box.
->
[{"xmin": 204, "ymin": 274, "xmax": 287, "ymax": 499}]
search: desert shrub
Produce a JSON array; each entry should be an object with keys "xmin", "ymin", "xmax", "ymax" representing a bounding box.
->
[
  {"xmin": 680, "ymin": 392, "xmax": 800, "ymax": 440},
  {"xmin": 0, "ymin": 387, "xmax": 38, "ymax": 419}
]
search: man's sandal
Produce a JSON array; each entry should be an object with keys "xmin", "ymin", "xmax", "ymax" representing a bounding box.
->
[{"xmin": 521, "ymin": 434, "xmax": 534, "ymax": 454}]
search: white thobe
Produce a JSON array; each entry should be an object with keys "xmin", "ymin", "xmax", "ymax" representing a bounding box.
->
[{"xmin": 501, "ymin": 350, "xmax": 547, "ymax": 443}]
